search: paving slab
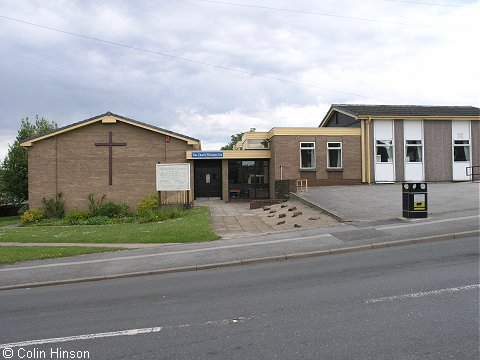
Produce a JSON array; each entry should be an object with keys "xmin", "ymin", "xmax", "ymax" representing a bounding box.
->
[{"xmin": 295, "ymin": 182, "xmax": 479, "ymax": 222}]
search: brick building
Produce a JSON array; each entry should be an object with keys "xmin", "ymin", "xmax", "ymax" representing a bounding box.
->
[{"xmin": 21, "ymin": 105, "xmax": 479, "ymax": 211}]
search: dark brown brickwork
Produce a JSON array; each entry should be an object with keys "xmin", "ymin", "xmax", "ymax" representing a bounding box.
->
[
  {"xmin": 28, "ymin": 121, "xmax": 194, "ymax": 213},
  {"xmin": 270, "ymin": 135, "xmax": 362, "ymax": 186}
]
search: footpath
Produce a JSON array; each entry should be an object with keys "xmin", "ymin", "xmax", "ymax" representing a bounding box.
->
[{"xmin": 0, "ymin": 183, "xmax": 478, "ymax": 291}]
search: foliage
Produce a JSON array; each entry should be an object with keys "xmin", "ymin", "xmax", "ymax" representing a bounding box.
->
[
  {"xmin": 137, "ymin": 206, "xmax": 186, "ymax": 223},
  {"xmin": 97, "ymin": 202, "xmax": 130, "ymax": 218},
  {"xmin": 221, "ymin": 132, "xmax": 245, "ymax": 150},
  {"xmin": 2, "ymin": 207, "xmax": 219, "ymax": 244},
  {"xmin": 85, "ymin": 216, "xmax": 112, "ymax": 225},
  {"xmin": 18, "ymin": 203, "xmax": 29, "ymax": 215},
  {"xmin": 87, "ymin": 193, "xmax": 106, "ymax": 216},
  {"xmin": 20, "ymin": 208, "xmax": 45, "ymax": 224},
  {"xmin": 0, "ymin": 116, "xmax": 57, "ymax": 202},
  {"xmin": 41, "ymin": 192, "xmax": 65, "ymax": 218},
  {"xmin": 136, "ymin": 193, "xmax": 159, "ymax": 216},
  {"xmin": 64, "ymin": 210, "xmax": 91, "ymax": 225}
]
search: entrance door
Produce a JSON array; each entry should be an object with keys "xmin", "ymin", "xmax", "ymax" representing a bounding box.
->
[
  {"xmin": 452, "ymin": 121, "xmax": 471, "ymax": 181},
  {"xmin": 404, "ymin": 120, "xmax": 424, "ymax": 181},
  {"xmin": 374, "ymin": 120, "xmax": 395, "ymax": 182},
  {"xmin": 194, "ymin": 161, "xmax": 222, "ymax": 198}
]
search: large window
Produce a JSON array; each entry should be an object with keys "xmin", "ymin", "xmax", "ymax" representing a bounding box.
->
[
  {"xmin": 300, "ymin": 142, "xmax": 316, "ymax": 170},
  {"xmin": 376, "ymin": 140, "xmax": 393, "ymax": 163},
  {"xmin": 405, "ymin": 140, "xmax": 423, "ymax": 162},
  {"xmin": 454, "ymin": 140, "xmax": 470, "ymax": 162},
  {"xmin": 228, "ymin": 160, "xmax": 269, "ymax": 199},
  {"xmin": 327, "ymin": 142, "xmax": 342, "ymax": 169}
]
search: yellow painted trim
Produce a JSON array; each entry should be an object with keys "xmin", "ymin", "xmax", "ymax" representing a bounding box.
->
[
  {"xmin": 268, "ymin": 127, "xmax": 361, "ymax": 137},
  {"xmin": 361, "ymin": 120, "xmax": 365, "ymax": 183},
  {"xmin": 186, "ymin": 150, "xmax": 271, "ymax": 160},
  {"xmin": 366, "ymin": 117, "xmax": 371, "ymax": 184},
  {"xmin": 101, "ymin": 116, "xmax": 117, "ymax": 123},
  {"xmin": 20, "ymin": 118, "xmax": 100, "ymax": 147},
  {"xmin": 20, "ymin": 115, "xmax": 200, "ymax": 147},
  {"xmin": 243, "ymin": 132, "xmax": 270, "ymax": 140}
]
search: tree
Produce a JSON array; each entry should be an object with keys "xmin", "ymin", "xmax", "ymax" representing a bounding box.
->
[
  {"xmin": 0, "ymin": 116, "xmax": 57, "ymax": 203},
  {"xmin": 221, "ymin": 132, "xmax": 245, "ymax": 150}
]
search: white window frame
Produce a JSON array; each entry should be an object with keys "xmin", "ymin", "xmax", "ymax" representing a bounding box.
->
[
  {"xmin": 300, "ymin": 142, "xmax": 316, "ymax": 170},
  {"xmin": 453, "ymin": 139, "xmax": 471, "ymax": 162},
  {"xmin": 405, "ymin": 139, "xmax": 423, "ymax": 163},
  {"xmin": 375, "ymin": 140, "xmax": 394, "ymax": 163},
  {"xmin": 327, "ymin": 142, "xmax": 342, "ymax": 169}
]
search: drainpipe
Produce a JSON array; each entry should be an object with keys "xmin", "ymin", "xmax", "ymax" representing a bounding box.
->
[{"xmin": 367, "ymin": 116, "xmax": 372, "ymax": 184}]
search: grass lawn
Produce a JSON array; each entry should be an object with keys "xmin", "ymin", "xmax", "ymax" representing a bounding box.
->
[
  {"xmin": 0, "ymin": 207, "xmax": 220, "ymax": 244},
  {"xmin": 0, "ymin": 216, "xmax": 19, "ymax": 227},
  {"xmin": 0, "ymin": 246, "xmax": 120, "ymax": 265}
]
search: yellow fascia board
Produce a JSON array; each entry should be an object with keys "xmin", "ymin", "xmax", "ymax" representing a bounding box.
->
[
  {"xmin": 186, "ymin": 150, "xmax": 271, "ymax": 160},
  {"xmin": 269, "ymin": 127, "xmax": 361, "ymax": 137},
  {"xmin": 243, "ymin": 132, "xmax": 270, "ymax": 140},
  {"xmin": 20, "ymin": 118, "xmax": 100, "ymax": 147},
  {"xmin": 118, "ymin": 119, "xmax": 200, "ymax": 145},
  {"xmin": 20, "ymin": 115, "xmax": 200, "ymax": 148}
]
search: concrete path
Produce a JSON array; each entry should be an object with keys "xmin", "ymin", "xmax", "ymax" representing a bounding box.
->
[{"xmin": 295, "ymin": 182, "xmax": 479, "ymax": 222}]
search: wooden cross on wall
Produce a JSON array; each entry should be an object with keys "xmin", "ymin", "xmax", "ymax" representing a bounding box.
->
[{"xmin": 95, "ymin": 131, "xmax": 127, "ymax": 185}]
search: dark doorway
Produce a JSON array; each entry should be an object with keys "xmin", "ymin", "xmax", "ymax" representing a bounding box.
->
[{"xmin": 194, "ymin": 160, "xmax": 222, "ymax": 198}]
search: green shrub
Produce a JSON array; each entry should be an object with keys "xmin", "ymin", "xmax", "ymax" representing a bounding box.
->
[
  {"xmin": 137, "ymin": 206, "xmax": 186, "ymax": 223},
  {"xmin": 42, "ymin": 192, "xmax": 65, "ymax": 218},
  {"xmin": 65, "ymin": 210, "xmax": 91, "ymax": 225},
  {"xmin": 87, "ymin": 193, "xmax": 105, "ymax": 216},
  {"xmin": 97, "ymin": 202, "xmax": 129, "ymax": 218},
  {"xmin": 18, "ymin": 203, "xmax": 29, "ymax": 215},
  {"xmin": 20, "ymin": 208, "xmax": 45, "ymax": 224},
  {"xmin": 85, "ymin": 216, "xmax": 111, "ymax": 225},
  {"xmin": 136, "ymin": 193, "xmax": 158, "ymax": 216}
]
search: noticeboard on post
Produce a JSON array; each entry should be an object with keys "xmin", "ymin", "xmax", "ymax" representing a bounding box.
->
[{"xmin": 156, "ymin": 163, "xmax": 190, "ymax": 191}]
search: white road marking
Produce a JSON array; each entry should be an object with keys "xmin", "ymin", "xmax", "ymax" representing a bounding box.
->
[
  {"xmin": 377, "ymin": 215, "xmax": 480, "ymax": 230},
  {"xmin": 365, "ymin": 284, "xmax": 480, "ymax": 304},
  {"xmin": 0, "ymin": 234, "xmax": 334, "ymax": 272},
  {"xmin": 0, "ymin": 314, "xmax": 258, "ymax": 349},
  {"xmin": 0, "ymin": 327, "xmax": 162, "ymax": 349}
]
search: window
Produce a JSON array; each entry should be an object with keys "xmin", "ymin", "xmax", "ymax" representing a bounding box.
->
[
  {"xmin": 405, "ymin": 140, "xmax": 423, "ymax": 162},
  {"xmin": 327, "ymin": 142, "xmax": 342, "ymax": 169},
  {"xmin": 300, "ymin": 142, "xmax": 316, "ymax": 169},
  {"xmin": 376, "ymin": 140, "xmax": 393, "ymax": 163},
  {"xmin": 454, "ymin": 140, "xmax": 470, "ymax": 162}
]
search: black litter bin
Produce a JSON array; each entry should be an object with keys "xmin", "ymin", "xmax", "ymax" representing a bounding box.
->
[{"xmin": 402, "ymin": 182, "xmax": 428, "ymax": 218}]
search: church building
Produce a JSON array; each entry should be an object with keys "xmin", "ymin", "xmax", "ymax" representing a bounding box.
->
[{"xmin": 21, "ymin": 105, "xmax": 479, "ymax": 212}]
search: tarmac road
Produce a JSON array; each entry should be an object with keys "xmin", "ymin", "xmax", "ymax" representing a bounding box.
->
[{"xmin": 0, "ymin": 237, "xmax": 478, "ymax": 359}]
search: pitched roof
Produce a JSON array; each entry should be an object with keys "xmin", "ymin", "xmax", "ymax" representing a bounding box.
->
[
  {"xmin": 330, "ymin": 104, "xmax": 480, "ymax": 117},
  {"xmin": 20, "ymin": 112, "xmax": 200, "ymax": 147}
]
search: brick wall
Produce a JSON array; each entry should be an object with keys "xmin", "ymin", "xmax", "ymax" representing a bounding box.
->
[
  {"xmin": 270, "ymin": 135, "xmax": 362, "ymax": 186},
  {"xmin": 27, "ymin": 121, "xmax": 194, "ymax": 213}
]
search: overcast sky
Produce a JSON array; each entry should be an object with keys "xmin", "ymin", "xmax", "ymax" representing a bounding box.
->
[{"xmin": 0, "ymin": 0, "xmax": 478, "ymax": 161}]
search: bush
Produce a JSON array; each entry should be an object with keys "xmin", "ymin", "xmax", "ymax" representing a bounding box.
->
[
  {"xmin": 21, "ymin": 208, "xmax": 45, "ymax": 224},
  {"xmin": 65, "ymin": 210, "xmax": 91, "ymax": 225},
  {"xmin": 137, "ymin": 206, "xmax": 186, "ymax": 223},
  {"xmin": 85, "ymin": 216, "xmax": 111, "ymax": 225},
  {"xmin": 136, "ymin": 193, "xmax": 158, "ymax": 217},
  {"xmin": 17, "ymin": 203, "xmax": 29, "ymax": 215},
  {"xmin": 87, "ymin": 193, "xmax": 105, "ymax": 216},
  {"xmin": 42, "ymin": 192, "xmax": 65, "ymax": 218},
  {"xmin": 97, "ymin": 202, "xmax": 129, "ymax": 218}
]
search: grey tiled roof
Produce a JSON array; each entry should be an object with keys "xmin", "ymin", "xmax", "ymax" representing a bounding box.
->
[{"xmin": 331, "ymin": 104, "xmax": 480, "ymax": 117}]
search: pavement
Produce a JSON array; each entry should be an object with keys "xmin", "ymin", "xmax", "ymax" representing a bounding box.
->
[{"xmin": 0, "ymin": 182, "xmax": 478, "ymax": 290}]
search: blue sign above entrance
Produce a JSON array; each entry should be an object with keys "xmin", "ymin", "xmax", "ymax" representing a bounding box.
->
[{"xmin": 192, "ymin": 151, "xmax": 224, "ymax": 158}]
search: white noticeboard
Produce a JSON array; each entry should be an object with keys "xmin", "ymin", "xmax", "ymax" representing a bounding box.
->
[{"xmin": 156, "ymin": 163, "xmax": 190, "ymax": 191}]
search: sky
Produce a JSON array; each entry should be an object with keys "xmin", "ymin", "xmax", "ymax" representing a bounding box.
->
[{"xmin": 0, "ymin": 0, "xmax": 478, "ymax": 161}]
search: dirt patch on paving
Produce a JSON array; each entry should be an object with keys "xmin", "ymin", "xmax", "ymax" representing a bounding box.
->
[{"xmin": 252, "ymin": 200, "xmax": 339, "ymax": 231}]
